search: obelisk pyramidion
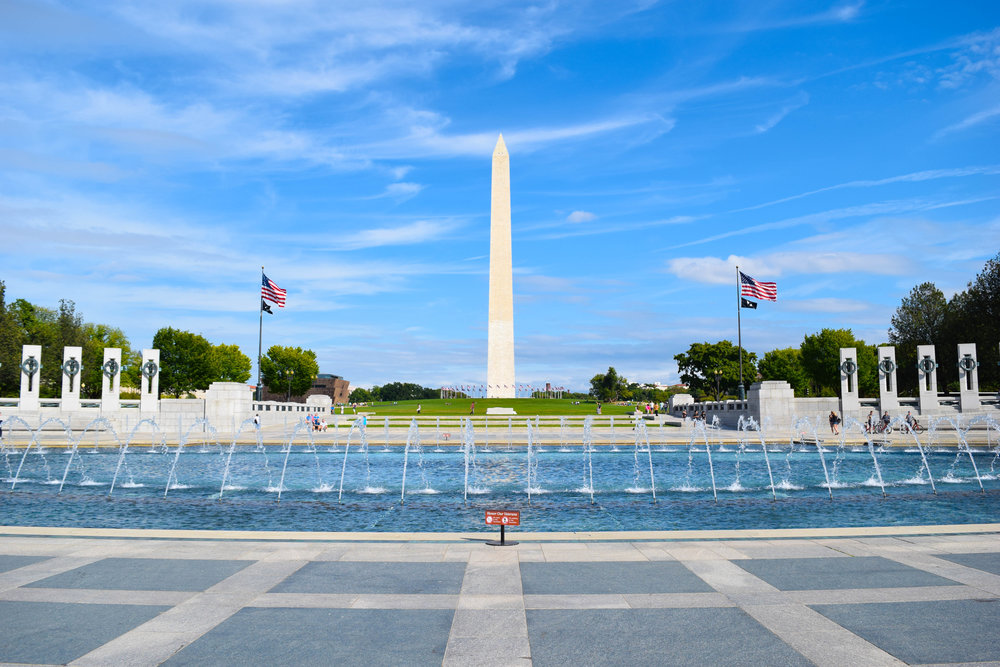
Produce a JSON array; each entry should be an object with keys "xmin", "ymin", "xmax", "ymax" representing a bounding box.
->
[{"xmin": 487, "ymin": 134, "xmax": 515, "ymax": 398}]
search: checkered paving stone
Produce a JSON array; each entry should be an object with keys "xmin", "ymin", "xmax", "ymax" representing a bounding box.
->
[
  {"xmin": 520, "ymin": 561, "xmax": 714, "ymax": 595},
  {"xmin": 269, "ymin": 561, "xmax": 467, "ymax": 595},
  {"xmin": 526, "ymin": 608, "xmax": 812, "ymax": 666},
  {"xmin": 163, "ymin": 607, "xmax": 453, "ymax": 666},
  {"xmin": 0, "ymin": 600, "xmax": 169, "ymax": 665},
  {"xmin": 810, "ymin": 598, "xmax": 1000, "ymax": 664},
  {"xmin": 0, "ymin": 554, "xmax": 48, "ymax": 574},
  {"xmin": 936, "ymin": 551, "xmax": 1000, "ymax": 576},
  {"xmin": 733, "ymin": 556, "xmax": 959, "ymax": 590},
  {"xmin": 25, "ymin": 558, "xmax": 255, "ymax": 592},
  {"xmin": 1, "ymin": 530, "xmax": 999, "ymax": 666}
]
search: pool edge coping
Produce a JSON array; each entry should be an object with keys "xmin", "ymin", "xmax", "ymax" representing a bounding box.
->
[{"xmin": 1, "ymin": 523, "xmax": 998, "ymax": 542}]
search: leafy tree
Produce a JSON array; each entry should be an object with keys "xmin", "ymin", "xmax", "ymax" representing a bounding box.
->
[
  {"xmin": 81, "ymin": 323, "xmax": 139, "ymax": 398},
  {"xmin": 888, "ymin": 282, "xmax": 950, "ymax": 345},
  {"xmin": 348, "ymin": 387, "xmax": 374, "ymax": 403},
  {"xmin": 887, "ymin": 282, "xmax": 950, "ymax": 395},
  {"xmin": 212, "ymin": 344, "xmax": 251, "ymax": 383},
  {"xmin": 9, "ymin": 299, "xmax": 61, "ymax": 397},
  {"xmin": 152, "ymin": 327, "xmax": 215, "ymax": 397},
  {"xmin": 673, "ymin": 341, "xmax": 756, "ymax": 400},
  {"xmin": 758, "ymin": 347, "xmax": 808, "ymax": 397},
  {"xmin": 372, "ymin": 382, "xmax": 436, "ymax": 401},
  {"xmin": 260, "ymin": 345, "xmax": 319, "ymax": 398},
  {"xmin": 0, "ymin": 282, "xmax": 23, "ymax": 396},
  {"xmin": 946, "ymin": 253, "xmax": 1000, "ymax": 391},
  {"xmin": 589, "ymin": 367, "xmax": 628, "ymax": 402},
  {"xmin": 800, "ymin": 328, "xmax": 877, "ymax": 397}
]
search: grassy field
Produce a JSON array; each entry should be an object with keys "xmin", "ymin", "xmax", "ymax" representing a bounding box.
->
[{"xmin": 343, "ymin": 398, "xmax": 647, "ymax": 416}]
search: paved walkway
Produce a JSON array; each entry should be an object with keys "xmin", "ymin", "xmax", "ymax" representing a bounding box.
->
[{"xmin": 1, "ymin": 526, "xmax": 999, "ymax": 665}]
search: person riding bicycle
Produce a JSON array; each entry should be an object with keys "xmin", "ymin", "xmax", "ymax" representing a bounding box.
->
[{"xmin": 905, "ymin": 411, "xmax": 921, "ymax": 432}]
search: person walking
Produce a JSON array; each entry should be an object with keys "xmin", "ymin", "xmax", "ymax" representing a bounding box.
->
[
  {"xmin": 829, "ymin": 411, "xmax": 840, "ymax": 435},
  {"xmin": 417, "ymin": 404, "xmax": 422, "ymax": 415}
]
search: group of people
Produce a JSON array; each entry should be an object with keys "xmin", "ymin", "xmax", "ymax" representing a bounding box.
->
[
  {"xmin": 826, "ymin": 409, "xmax": 923, "ymax": 435},
  {"xmin": 680, "ymin": 408, "xmax": 708, "ymax": 422},
  {"xmin": 306, "ymin": 413, "xmax": 328, "ymax": 431}
]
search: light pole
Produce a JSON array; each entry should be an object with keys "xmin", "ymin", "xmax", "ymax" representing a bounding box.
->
[
  {"xmin": 286, "ymin": 369, "xmax": 294, "ymax": 402},
  {"xmin": 714, "ymin": 369, "xmax": 722, "ymax": 401}
]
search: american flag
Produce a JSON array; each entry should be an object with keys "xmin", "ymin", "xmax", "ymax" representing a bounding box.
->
[
  {"xmin": 740, "ymin": 271, "xmax": 776, "ymax": 302},
  {"xmin": 262, "ymin": 273, "xmax": 287, "ymax": 307}
]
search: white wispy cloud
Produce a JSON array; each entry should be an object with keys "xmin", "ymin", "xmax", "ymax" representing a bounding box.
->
[
  {"xmin": 566, "ymin": 210, "xmax": 596, "ymax": 223},
  {"xmin": 361, "ymin": 182, "xmax": 424, "ymax": 200},
  {"xmin": 706, "ymin": 3, "xmax": 864, "ymax": 34},
  {"xmin": 355, "ymin": 113, "xmax": 667, "ymax": 159},
  {"xmin": 934, "ymin": 104, "xmax": 1000, "ymax": 139},
  {"xmin": 782, "ymin": 298, "xmax": 873, "ymax": 313},
  {"xmin": 325, "ymin": 218, "xmax": 461, "ymax": 251},
  {"xmin": 754, "ymin": 92, "xmax": 809, "ymax": 133},
  {"xmin": 732, "ymin": 165, "xmax": 1000, "ymax": 213},
  {"xmin": 666, "ymin": 251, "xmax": 911, "ymax": 285}
]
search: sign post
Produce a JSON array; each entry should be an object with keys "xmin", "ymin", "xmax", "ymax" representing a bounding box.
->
[{"xmin": 485, "ymin": 510, "xmax": 520, "ymax": 546}]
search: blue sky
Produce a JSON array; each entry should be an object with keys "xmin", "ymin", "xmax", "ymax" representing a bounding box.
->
[{"xmin": 1, "ymin": 1, "xmax": 998, "ymax": 392}]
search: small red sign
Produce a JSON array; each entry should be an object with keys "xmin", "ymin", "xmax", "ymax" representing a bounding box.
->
[{"xmin": 485, "ymin": 510, "xmax": 520, "ymax": 526}]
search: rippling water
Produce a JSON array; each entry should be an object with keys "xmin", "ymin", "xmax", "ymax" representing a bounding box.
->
[{"xmin": 2, "ymin": 447, "xmax": 998, "ymax": 532}]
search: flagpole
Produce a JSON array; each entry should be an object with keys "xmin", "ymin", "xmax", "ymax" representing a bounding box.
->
[
  {"xmin": 257, "ymin": 265, "xmax": 264, "ymax": 402},
  {"xmin": 736, "ymin": 265, "xmax": 744, "ymax": 401}
]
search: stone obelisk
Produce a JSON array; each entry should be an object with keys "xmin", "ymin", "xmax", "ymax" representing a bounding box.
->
[{"xmin": 487, "ymin": 134, "xmax": 515, "ymax": 398}]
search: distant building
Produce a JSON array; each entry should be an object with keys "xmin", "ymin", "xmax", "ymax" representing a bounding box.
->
[
  {"xmin": 649, "ymin": 383, "xmax": 688, "ymax": 392},
  {"xmin": 261, "ymin": 373, "xmax": 351, "ymax": 404}
]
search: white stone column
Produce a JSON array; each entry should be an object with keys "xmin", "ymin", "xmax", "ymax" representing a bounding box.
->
[
  {"xmin": 877, "ymin": 346, "xmax": 899, "ymax": 413},
  {"xmin": 957, "ymin": 342, "xmax": 980, "ymax": 412},
  {"xmin": 748, "ymin": 380, "xmax": 795, "ymax": 429},
  {"xmin": 139, "ymin": 348, "xmax": 160, "ymax": 415},
  {"xmin": 487, "ymin": 134, "xmax": 515, "ymax": 399},
  {"xmin": 19, "ymin": 344, "xmax": 42, "ymax": 412},
  {"xmin": 204, "ymin": 382, "xmax": 253, "ymax": 432},
  {"xmin": 917, "ymin": 344, "xmax": 939, "ymax": 414},
  {"xmin": 839, "ymin": 348, "xmax": 860, "ymax": 415},
  {"xmin": 101, "ymin": 347, "xmax": 122, "ymax": 414},
  {"xmin": 60, "ymin": 346, "xmax": 83, "ymax": 411}
]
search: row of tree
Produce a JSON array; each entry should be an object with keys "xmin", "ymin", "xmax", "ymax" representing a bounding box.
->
[
  {"xmin": 589, "ymin": 367, "xmax": 683, "ymax": 403},
  {"xmin": 671, "ymin": 253, "xmax": 1000, "ymax": 399},
  {"xmin": 348, "ymin": 382, "xmax": 439, "ymax": 403}
]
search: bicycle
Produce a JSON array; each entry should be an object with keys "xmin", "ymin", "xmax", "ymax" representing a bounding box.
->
[{"xmin": 873, "ymin": 422, "xmax": 893, "ymax": 434}]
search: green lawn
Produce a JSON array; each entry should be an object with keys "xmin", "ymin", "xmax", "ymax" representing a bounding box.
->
[{"xmin": 344, "ymin": 398, "xmax": 646, "ymax": 416}]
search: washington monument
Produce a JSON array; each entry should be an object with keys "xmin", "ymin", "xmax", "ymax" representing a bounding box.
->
[{"xmin": 487, "ymin": 134, "xmax": 515, "ymax": 398}]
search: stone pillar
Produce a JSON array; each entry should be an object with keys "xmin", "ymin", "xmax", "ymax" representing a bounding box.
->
[
  {"xmin": 957, "ymin": 342, "xmax": 980, "ymax": 412},
  {"xmin": 60, "ymin": 346, "xmax": 83, "ymax": 411},
  {"xmin": 917, "ymin": 344, "xmax": 939, "ymax": 413},
  {"xmin": 204, "ymin": 381, "xmax": 253, "ymax": 432},
  {"xmin": 19, "ymin": 344, "xmax": 42, "ymax": 412},
  {"xmin": 101, "ymin": 348, "xmax": 122, "ymax": 414},
  {"xmin": 748, "ymin": 380, "xmax": 795, "ymax": 428},
  {"xmin": 839, "ymin": 348, "xmax": 860, "ymax": 415},
  {"xmin": 877, "ymin": 346, "xmax": 899, "ymax": 413},
  {"xmin": 139, "ymin": 348, "xmax": 160, "ymax": 415}
]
